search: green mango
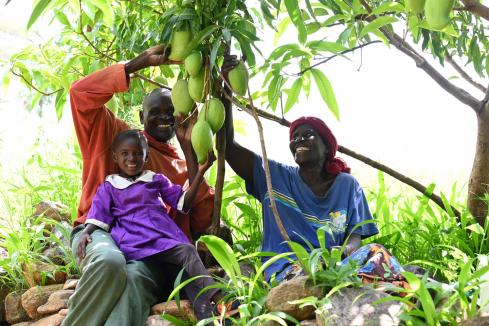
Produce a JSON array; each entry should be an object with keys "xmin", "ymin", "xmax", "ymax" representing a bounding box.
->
[
  {"xmin": 228, "ymin": 61, "xmax": 249, "ymax": 96},
  {"xmin": 199, "ymin": 98, "xmax": 225, "ymax": 133},
  {"xmin": 185, "ymin": 51, "xmax": 203, "ymax": 78},
  {"xmin": 169, "ymin": 29, "xmax": 192, "ymax": 61},
  {"xmin": 188, "ymin": 68, "xmax": 207, "ymax": 103},
  {"xmin": 171, "ymin": 79, "xmax": 194, "ymax": 117},
  {"xmin": 425, "ymin": 0, "xmax": 453, "ymax": 30},
  {"xmin": 405, "ymin": 0, "xmax": 425, "ymax": 13},
  {"xmin": 191, "ymin": 120, "xmax": 214, "ymax": 164}
]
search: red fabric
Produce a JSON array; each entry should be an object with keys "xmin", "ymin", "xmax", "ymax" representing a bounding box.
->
[
  {"xmin": 70, "ymin": 64, "xmax": 214, "ymax": 240},
  {"xmin": 289, "ymin": 116, "xmax": 350, "ymax": 175},
  {"xmin": 142, "ymin": 131, "xmax": 180, "ymax": 160}
]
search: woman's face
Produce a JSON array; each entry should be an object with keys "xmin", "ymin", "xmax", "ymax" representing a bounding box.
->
[{"xmin": 289, "ymin": 124, "xmax": 329, "ymax": 168}]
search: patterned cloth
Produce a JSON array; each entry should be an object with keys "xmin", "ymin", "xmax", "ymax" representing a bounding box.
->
[
  {"xmin": 342, "ymin": 243, "xmax": 408, "ymax": 289},
  {"xmin": 280, "ymin": 243, "xmax": 409, "ymax": 292}
]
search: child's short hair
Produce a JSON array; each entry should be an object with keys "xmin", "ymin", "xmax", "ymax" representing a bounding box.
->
[{"xmin": 112, "ymin": 130, "xmax": 149, "ymax": 152}]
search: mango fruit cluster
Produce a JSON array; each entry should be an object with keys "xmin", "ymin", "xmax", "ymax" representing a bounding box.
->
[
  {"xmin": 168, "ymin": 29, "xmax": 249, "ymax": 163},
  {"xmin": 405, "ymin": 0, "xmax": 454, "ymax": 30}
]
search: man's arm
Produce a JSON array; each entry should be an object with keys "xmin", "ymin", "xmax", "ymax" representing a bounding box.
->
[{"xmin": 70, "ymin": 45, "xmax": 173, "ymax": 160}]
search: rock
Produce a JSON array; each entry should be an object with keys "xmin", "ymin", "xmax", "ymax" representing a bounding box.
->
[
  {"xmin": 30, "ymin": 312, "xmax": 65, "ymax": 326},
  {"xmin": 145, "ymin": 315, "xmax": 174, "ymax": 326},
  {"xmin": 21, "ymin": 284, "xmax": 64, "ymax": 320},
  {"xmin": 462, "ymin": 315, "xmax": 489, "ymax": 326},
  {"xmin": 33, "ymin": 202, "xmax": 70, "ymax": 223},
  {"xmin": 316, "ymin": 287, "xmax": 403, "ymax": 326},
  {"xmin": 22, "ymin": 262, "xmax": 67, "ymax": 287},
  {"xmin": 300, "ymin": 320, "xmax": 317, "ymax": 326},
  {"xmin": 41, "ymin": 246, "xmax": 66, "ymax": 266},
  {"xmin": 0, "ymin": 283, "xmax": 13, "ymax": 323},
  {"xmin": 151, "ymin": 300, "xmax": 196, "ymax": 321},
  {"xmin": 5, "ymin": 291, "xmax": 30, "ymax": 324},
  {"xmin": 37, "ymin": 290, "xmax": 74, "ymax": 315},
  {"xmin": 266, "ymin": 276, "xmax": 324, "ymax": 321},
  {"xmin": 62, "ymin": 279, "xmax": 78, "ymax": 290}
]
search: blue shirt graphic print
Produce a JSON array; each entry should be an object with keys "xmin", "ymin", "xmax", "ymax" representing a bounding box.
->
[{"xmin": 246, "ymin": 155, "xmax": 378, "ymax": 281}]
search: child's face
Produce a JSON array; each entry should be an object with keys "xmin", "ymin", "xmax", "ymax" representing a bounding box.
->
[{"xmin": 112, "ymin": 137, "xmax": 148, "ymax": 178}]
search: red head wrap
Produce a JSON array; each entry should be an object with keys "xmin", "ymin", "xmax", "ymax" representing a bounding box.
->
[{"xmin": 289, "ymin": 116, "xmax": 350, "ymax": 176}]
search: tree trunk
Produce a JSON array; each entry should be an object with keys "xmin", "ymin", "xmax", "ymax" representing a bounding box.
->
[{"xmin": 468, "ymin": 106, "xmax": 489, "ymax": 225}]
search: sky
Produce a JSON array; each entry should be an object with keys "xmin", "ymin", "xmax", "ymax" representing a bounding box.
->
[{"xmin": 0, "ymin": 1, "xmax": 484, "ymax": 197}]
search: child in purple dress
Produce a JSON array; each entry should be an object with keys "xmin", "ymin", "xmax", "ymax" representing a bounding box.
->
[{"xmin": 76, "ymin": 129, "xmax": 220, "ymax": 321}]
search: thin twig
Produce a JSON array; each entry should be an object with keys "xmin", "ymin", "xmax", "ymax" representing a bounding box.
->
[
  {"xmin": 216, "ymin": 69, "xmax": 291, "ymax": 244},
  {"xmin": 445, "ymin": 52, "xmax": 486, "ymax": 93},
  {"xmin": 132, "ymin": 73, "xmax": 171, "ymax": 90},
  {"xmin": 10, "ymin": 69, "xmax": 62, "ymax": 96},
  {"xmin": 297, "ymin": 41, "xmax": 381, "ymax": 76}
]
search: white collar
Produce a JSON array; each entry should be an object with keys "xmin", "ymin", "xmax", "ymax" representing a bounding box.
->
[{"xmin": 106, "ymin": 170, "xmax": 155, "ymax": 189}]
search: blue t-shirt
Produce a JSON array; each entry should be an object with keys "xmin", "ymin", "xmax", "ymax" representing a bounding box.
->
[{"xmin": 246, "ymin": 155, "xmax": 379, "ymax": 280}]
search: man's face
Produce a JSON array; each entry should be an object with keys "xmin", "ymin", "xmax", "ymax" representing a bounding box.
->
[
  {"xmin": 141, "ymin": 90, "xmax": 176, "ymax": 142},
  {"xmin": 289, "ymin": 124, "xmax": 329, "ymax": 168}
]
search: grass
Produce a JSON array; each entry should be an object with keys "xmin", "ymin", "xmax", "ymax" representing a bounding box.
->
[{"xmin": 1, "ymin": 139, "xmax": 489, "ymax": 324}]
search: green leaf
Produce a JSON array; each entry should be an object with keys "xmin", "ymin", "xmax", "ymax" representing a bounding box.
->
[
  {"xmin": 27, "ymin": 0, "xmax": 52, "ymax": 30},
  {"xmin": 284, "ymin": 78, "xmax": 303, "ymax": 112},
  {"xmin": 198, "ymin": 235, "xmax": 241, "ymax": 285},
  {"xmin": 372, "ymin": 2, "xmax": 404, "ymax": 15},
  {"xmin": 288, "ymin": 241, "xmax": 310, "ymax": 274},
  {"xmin": 306, "ymin": 40, "xmax": 347, "ymax": 53},
  {"xmin": 284, "ymin": 0, "xmax": 307, "ymax": 44},
  {"xmin": 310, "ymin": 69, "xmax": 339, "ymax": 120},
  {"xmin": 359, "ymin": 16, "xmax": 398, "ymax": 39},
  {"xmin": 182, "ymin": 25, "xmax": 219, "ymax": 58},
  {"xmin": 85, "ymin": 0, "xmax": 114, "ymax": 26},
  {"xmin": 268, "ymin": 75, "xmax": 284, "ymax": 111}
]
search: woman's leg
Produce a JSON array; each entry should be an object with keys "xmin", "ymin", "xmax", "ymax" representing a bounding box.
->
[{"xmin": 62, "ymin": 227, "xmax": 127, "ymax": 326}]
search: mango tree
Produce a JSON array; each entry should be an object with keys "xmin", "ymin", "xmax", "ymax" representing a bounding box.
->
[{"xmin": 3, "ymin": 0, "xmax": 489, "ymax": 225}]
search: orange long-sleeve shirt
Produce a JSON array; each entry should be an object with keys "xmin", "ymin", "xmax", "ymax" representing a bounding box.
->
[{"xmin": 70, "ymin": 64, "xmax": 214, "ymax": 240}]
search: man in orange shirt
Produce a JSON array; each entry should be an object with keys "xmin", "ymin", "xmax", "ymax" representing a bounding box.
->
[{"xmin": 62, "ymin": 46, "xmax": 214, "ymax": 326}]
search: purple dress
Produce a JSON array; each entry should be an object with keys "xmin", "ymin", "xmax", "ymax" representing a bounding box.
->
[{"xmin": 86, "ymin": 170, "xmax": 190, "ymax": 261}]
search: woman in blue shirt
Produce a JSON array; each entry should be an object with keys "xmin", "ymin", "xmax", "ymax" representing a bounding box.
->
[{"xmin": 222, "ymin": 72, "xmax": 404, "ymax": 283}]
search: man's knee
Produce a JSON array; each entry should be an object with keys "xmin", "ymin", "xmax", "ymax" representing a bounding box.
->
[{"xmin": 85, "ymin": 249, "xmax": 127, "ymax": 284}]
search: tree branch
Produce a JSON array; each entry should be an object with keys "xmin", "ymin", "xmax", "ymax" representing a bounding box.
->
[
  {"xmin": 357, "ymin": 0, "xmax": 481, "ymax": 112},
  {"xmin": 10, "ymin": 69, "xmax": 62, "ymax": 96},
  {"xmin": 460, "ymin": 0, "xmax": 489, "ymax": 22},
  {"xmin": 131, "ymin": 73, "xmax": 171, "ymax": 90},
  {"xmin": 214, "ymin": 88, "xmax": 462, "ymax": 219},
  {"xmin": 445, "ymin": 52, "xmax": 487, "ymax": 93},
  {"xmin": 297, "ymin": 40, "xmax": 382, "ymax": 76}
]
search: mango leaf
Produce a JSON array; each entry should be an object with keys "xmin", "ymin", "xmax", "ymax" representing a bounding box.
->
[
  {"xmin": 284, "ymin": 0, "xmax": 307, "ymax": 44},
  {"xmin": 359, "ymin": 16, "xmax": 397, "ymax": 39},
  {"xmin": 284, "ymin": 78, "xmax": 302, "ymax": 112},
  {"xmin": 372, "ymin": 2, "xmax": 404, "ymax": 15},
  {"xmin": 85, "ymin": 0, "xmax": 114, "ymax": 26},
  {"xmin": 182, "ymin": 25, "xmax": 219, "ymax": 58},
  {"xmin": 27, "ymin": 0, "xmax": 51, "ymax": 30},
  {"xmin": 268, "ymin": 74, "xmax": 284, "ymax": 111},
  {"xmin": 310, "ymin": 69, "xmax": 339, "ymax": 120},
  {"xmin": 306, "ymin": 40, "xmax": 347, "ymax": 53}
]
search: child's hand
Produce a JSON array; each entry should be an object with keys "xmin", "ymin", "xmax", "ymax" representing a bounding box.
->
[
  {"xmin": 76, "ymin": 231, "xmax": 92, "ymax": 262},
  {"xmin": 199, "ymin": 151, "xmax": 216, "ymax": 173}
]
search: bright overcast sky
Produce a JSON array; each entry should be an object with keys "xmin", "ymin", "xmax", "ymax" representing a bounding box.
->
[{"xmin": 0, "ymin": 1, "xmax": 483, "ymax": 195}]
